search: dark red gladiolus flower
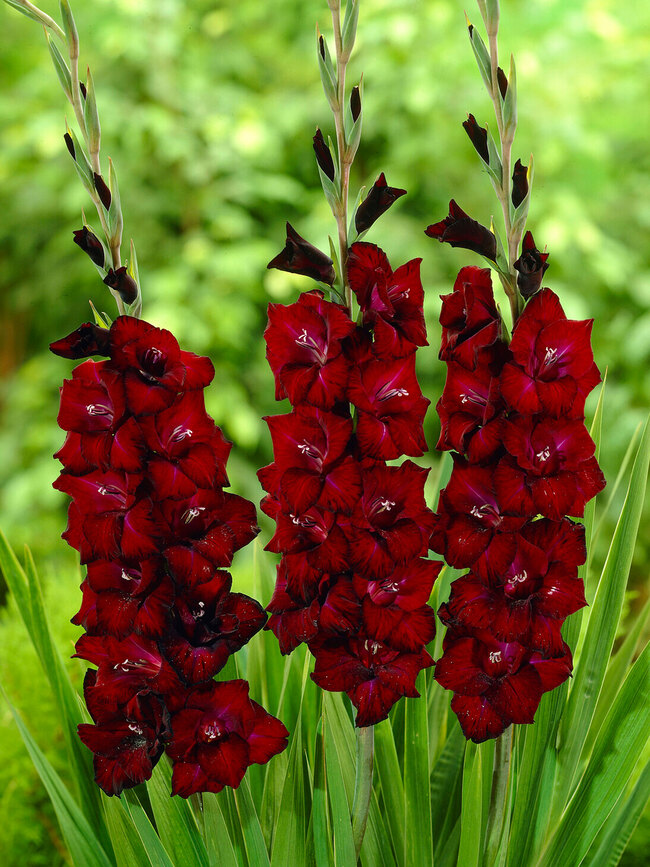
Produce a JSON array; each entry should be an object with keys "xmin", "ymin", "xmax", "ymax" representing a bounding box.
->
[
  {"xmin": 425, "ymin": 200, "xmax": 497, "ymax": 261},
  {"xmin": 265, "ymin": 290, "xmax": 355, "ymax": 408},
  {"xmin": 267, "ymin": 222, "xmax": 336, "ymax": 285},
  {"xmin": 511, "ymin": 159, "xmax": 529, "ymax": 208},
  {"xmin": 436, "ymin": 630, "xmax": 572, "ymax": 742},
  {"xmin": 354, "ymin": 173, "xmax": 407, "ymax": 234},
  {"xmin": 167, "ymin": 680, "xmax": 288, "ymax": 797},
  {"xmin": 432, "ymin": 263, "xmax": 604, "ymax": 742},
  {"xmin": 500, "ymin": 288, "xmax": 600, "ymax": 418},
  {"xmin": 313, "ymin": 128, "xmax": 336, "ymax": 181},
  {"xmin": 261, "ymin": 235, "xmax": 440, "ymax": 725},
  {"xmin": 53, "ymin": 315, "xmax": 286, "ymax": 795},
  {"xmin": 514, "ymin": 230, "xmax": 549, "ymax": 299},
  {"xmin": 311, "ymin": 637, "xmax": 433, "ymax": 726},
  {"xmin": 104, "ymin": 267, "xmax": 139, "ymax": 305},
  {"xmin": 439, "ymin": 267, "xmax": 505, "ymax": 370},
  {"xmin": 347, "ymin": 242, "xmax": 427, "ymax": 357}
]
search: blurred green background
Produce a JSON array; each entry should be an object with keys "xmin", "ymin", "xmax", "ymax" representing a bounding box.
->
[{"xmin": 1, "ymin": 0, "xmax": 649, "ymax": 863}]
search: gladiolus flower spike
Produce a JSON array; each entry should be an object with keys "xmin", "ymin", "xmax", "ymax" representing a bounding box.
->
[
  {"xmin": 261, "ymin": 241, "xmax": 442, "ymax": 727},
  {"xmin": 51, "ymin": 315, "xmax": 288, "ymax": 796},
  {"xmin": 430, "ymin": 268, "xmax": 605, "ymax": 743}
]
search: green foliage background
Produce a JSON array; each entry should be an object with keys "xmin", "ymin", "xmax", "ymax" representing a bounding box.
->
[{"xmin": 0, "ymin": 0, "xmax": 648, "ymax": 863}]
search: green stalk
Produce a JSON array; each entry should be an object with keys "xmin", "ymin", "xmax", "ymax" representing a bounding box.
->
[
  {"xmin": 483, "ymin": 727, "xmax": 512, "ymax": 866},
  {"xmin": 351, "ymin": 724, "xmax": 375, "ymax": 857}
]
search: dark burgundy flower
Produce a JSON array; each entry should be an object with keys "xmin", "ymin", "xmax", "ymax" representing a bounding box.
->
[
  {"xmin": 167, "ymin": 680, "xmax": 288, "ymax": 797},
  {"xmin": 425, "ymin": 200, "xmax": 497, "ymax": 261},
  {"xmin": 110, "ymin": 317, "xmax": 214, "ymax": 414},
  {"xmin": 311, "ymin": 637, "xmax": 433, "ymax": 726},
  {"xmin": 430, "ymin": 457, "xmax": 527, "ymax": 567},
  {"xmin": 342, "ymin": 461, "xmax": 433, "ymax": 578},
  {"xmin": 348, "ymin": 354, "xmax": 429, "ymax": 459},
  {"xmin": 347, "ymin": 242, "xmax": 427, "ymax": 356},
  {"xmin": 436, "ymin": 361, "xmax": 504, "ymax": 462},
  {"xmin": 50, "ymin": 322, "xmax": 111, "ymax": 359},
  {"xmin": 267, "ymin": 223, "xmax": 336, "ymax": 285},
  {"xmin": 354, "ymin": 173, "xmax": 407, "ymax": 234},
  {"xmin": 435, "ymin": 630, "xmax": 572, "ymax": 742},
  {"xmin": 94, "ymin": 172, "xmax": 112, "ymax": 209},
  {"xmin": 265, "ymin": 291, "xmax": 355, "ymax": 408},
  {"xmin": 439, "ymin": 267, "xmax": 504, "ymax": 370},
  {"xmin": 73, "ymin": 226, "xmax": 105, "ymax": 267},
  {"xmin": 350, "ymin": 85, "xmax": 361, "ymax": 122},
  {"xmin": 462, "ymin": 114, "xmax": 489, "ymax": 164},
  {"xmin": 266, "ymin": 564, "xmax": 320, "ymax": 653},
  {"xmin": 500, "ymin": 289, "xmax": 600, "ymax": 418},
  {"xmin": 313, "ymin": 128, "xmax": 335, "ymax": 181},
  {"xmin": 104, "ymin": 267, "xmax": 139, "ymax": 305},
  {"xmin": 513, "ymin": 231, "xmax": 549, "ymax": 299},
  {"xmin": 495, "ymin": 416, "xmax": 605, "ymax": 519},
  {"xmin": 78, "ymin": 676, "xmax": 168, "ymax": 796}
]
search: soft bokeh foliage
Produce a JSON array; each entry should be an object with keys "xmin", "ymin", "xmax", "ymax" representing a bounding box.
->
[{"xmin": 1, "ymin": 0, "xmax": 649, "ymax": 863}]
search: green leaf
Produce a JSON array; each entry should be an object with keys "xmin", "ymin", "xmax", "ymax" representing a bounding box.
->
[
  {"xmin": 46, "ymin": 32, "xmax": 72, "ymax": 99},
  {"xmin": 102, "ymin": 796, "xmax": 158, "ymax": 867},
  {"xmin": 146, "ymin": 759, "xmax": 209, "ymax": 867},
  {"xmin": 122, "ymin": 792, "xmax": 176, "ymax": 867},
  {"xmin": 538, "ymin": 641, "xmax": 650, "ymax": 867},
  {"xmin": 430, "ymin": 720, "xmax": 464, "ymax": 833},
  {"xmin": 323, "ymin": 693, "xmax": 356, "ymax": 865},
  {"xmin": 374, "ymin": 718, "xmax": 405, "ymax": 857},
  {"xmin": 404, "ymin": 671, "xmax": 433, "ymax": 865},
  {"xmin": 457, "ymin": 742, "xmax": 484, "ymax": 867},
  {"xmin": 467, "ymin": 22, "xmax": 492, "ymax": 92},
  {"xmin": 313, "ymin": 720, "xmax": 333, "ymax": 867},
  {"xmin": 1, "ymin": 688, "xmax": 114, "ymax": 867},
  {"xmin": 4, "ymin": 0, "xmax": 43, "ymax": 24},
  {"xmin": 341, "ymin": 0, "xmax": 359, "ymax": 61},
  {"xmin": 583, "ymin": 761, "xmax": 650, "ymax": 867},
  {"xmin": 553, "ymin": 416, "xmax": 650, "ymax": 813},
  {"xmin": 59, "ymin": 0, "xmax": 79, "ymax": 56},
  {"xmin": 502, "ymin": 54, "xmax": 517, "ymax": 138},
  {"xmin": 316, "ymin": 28, "xmax": 338, "ymax": 110},
  {"xmin": 84, "ymin": 66, "xmax": 101, "ymax": 160},
  {"xmin": 233, "ymin": 777, "xmax": 271, "ymax": 867},
  {"xmin": 201, "ymin": 794, "xmax": 239, "ymax": 867},
  {"xmin": 107, "ymin": 157, "xmax": 123, "ymax": 245}
]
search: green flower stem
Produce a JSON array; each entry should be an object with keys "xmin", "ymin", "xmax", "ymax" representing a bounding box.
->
[
  {"xmin": 480, "ymin": 3, "xmax": 522, "ymax": 327},
  {"xmin": 330, "ymin": 0, "xmax": 353, "ymax": 314},
  {"xmin": 484, "ymin": 727, "xmax": 513, "ymax": 867},
  {"xmin": 13, "ymin": 0, "xmax": 65, "ymax": 41},
  {"xmin": 352, "ymin": 724, "xmax": 375, "ymax": 858}
]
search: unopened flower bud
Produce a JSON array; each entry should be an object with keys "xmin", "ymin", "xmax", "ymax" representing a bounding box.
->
[
  {"xmin": 73, "ymin": 226, "xmax": 105, "ymax": 267},
  {"xmin": 350, "ymin": 85, "xmax": 361, "ymax": 122},
  {"xmin": 355, "ymin": 172, "xmax": 406, "ymax": 234},
  {"xmin": 50, "ymin": 322, "xmax": 111, "ymax": 359},
  {"xmin": 319, "ymin": 35, "xmax": 326, "ymax": 60},
  {"xmin": 514, "ymin": 230, "xmax": 549, "ymax": 298},
  {"xmin": 426, "ymin": 200, "xmax": 497, "ymax": 261},
  {"xmin": 497, "ymin": 66, "xmax": 508, "ymax": 99},
  {"xmin": 511, "ymin": 159, "xmax": 528, "ymax": 208},
  {"xmin": 462, "ymin": 114, "xmax": 489, "ymax": 164},
  {"xmin": 64, "ymin": 132, "xmax": 76, "ymax": 160},
  {"xmin": 79, "ymin": 81, "xmax": 87, "ymax": 100},
  {"xmin": 94, "ymin": 172, "xmax": 111, "ymax": 210},
  {"xmin": 313, "ymin": 128, "xmax": 335, "ymax": 181},
  {"xmin": 267, "ymin": 223, "xmax": 336, "ymax": 285},
  {"xmin": 103, "ymin": 267, "xmax": 138, "ymax": 304}
]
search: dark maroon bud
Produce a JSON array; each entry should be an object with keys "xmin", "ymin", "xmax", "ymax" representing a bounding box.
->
[
  {"xmin": 462, "ymin": 114, "xmax": 489, "ymax": 164},
  {"xmin": 64, "ymin": 133, "xmax": 76, "ymax": 160},
  {"xmin": 79, "ymin": 81, "xmax": 87, "ymax": 100},
  {"xmin": 497, "ymin": 67, "xmax": 508, "ymax": 100},
  {"xmin": 514, "ymin": 230, "xmax": 549, "ymax": 298},
  {"xmin": 350, "ymin": 85, "xmax": 361, "ymax": 123},
  {"xmin": 313, "ymin": 128, "xmax": 336, "ymax": 182},
  {"xmin": 73, "ymin": 226, "xmax": 105, "ymax": 268},
  {"xmin": 104, "ymin": 267, "xmax": 138, "ymax": 304},
  {"xmin": 267, "ymin": 222, "xmax": 336, "ymax": 285},
  {"xmin": 94, "ymin": 173, "xmax": 112, "ymax": 210},
  {"xmin": 50, "ymin": 322, "xmax": 111, "ymax": 359},
  {"xmin": 425, "ymin": 199, "xmax": 497, "ymax": 261},
  {"xmin": 355, "ymin": 172, "xmax": 407, "ymax": 234},
  {"xmin": 319, "ymin": 35, "xmax": 326, "ymax": 60},
  {"xmin": 511, "ymin": 159, "xmax": 528, "ymax": 208}
]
